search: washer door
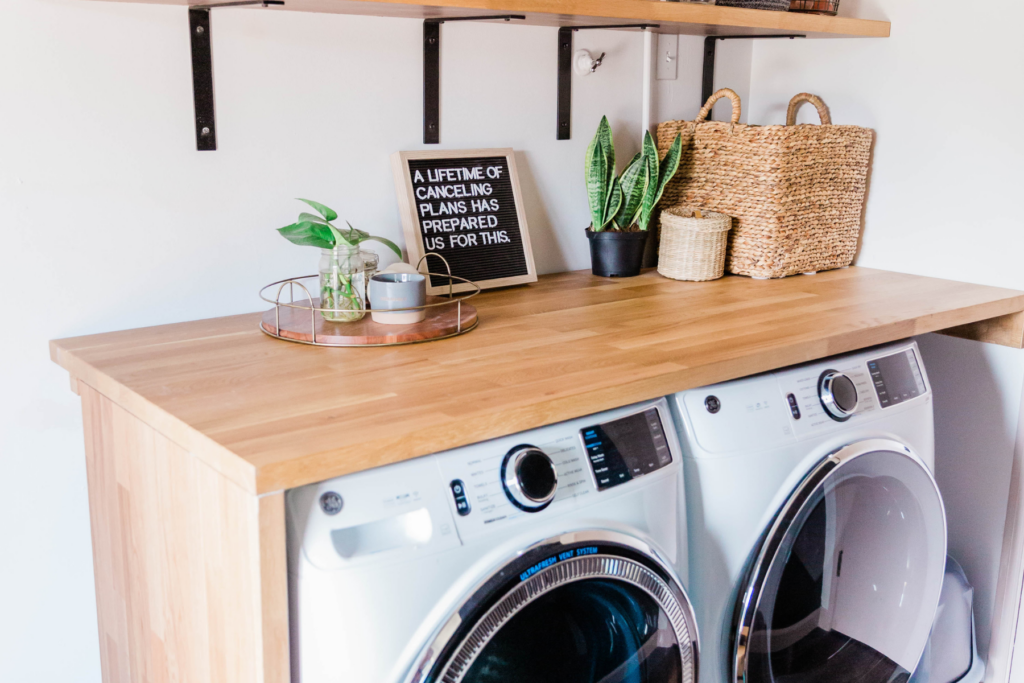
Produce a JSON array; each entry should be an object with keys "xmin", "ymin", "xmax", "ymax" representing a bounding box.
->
[
  {"xmin": 406, "ymin": 531, "xmax": 699, "ymax": 683},
  {"xmin": 734, "ymin": 439, "xmax": 947, "ymax": 683}
]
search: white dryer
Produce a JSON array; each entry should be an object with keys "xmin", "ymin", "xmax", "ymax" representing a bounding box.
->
[
  {"xmin": 287, "ymin": 398, "xmax": 700, "ymax": 683},
  {"xmin": 672, "ymin": 340, "xmax": 947, "ymax": 683}
]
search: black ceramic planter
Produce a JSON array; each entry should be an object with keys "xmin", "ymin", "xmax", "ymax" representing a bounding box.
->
[{"xmin": 586, "ymin": 229, "xmax": 649, "ymax": 278}]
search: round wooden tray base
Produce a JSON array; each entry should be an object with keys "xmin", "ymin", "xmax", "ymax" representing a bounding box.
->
[{"xmin": 261, "ymin": 296, "xmax": 478, "ymax": 347}]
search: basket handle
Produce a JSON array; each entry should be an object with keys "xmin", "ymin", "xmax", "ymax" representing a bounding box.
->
[
  {"xmin": 786, "ymin": 93, "xmax": 832, "ymax": 126},
  {"xmin": 694, "ymin": 88, "xmax": 741, "ymax": 124}
]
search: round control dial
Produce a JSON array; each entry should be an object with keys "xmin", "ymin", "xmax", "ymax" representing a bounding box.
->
[
  {"xmin": 501, "ymin": 446, "xmax": 558, "ymax": 512},
  {"xmin": 818, "ymin": 370, "xmax": 859, "ymax": 422}
]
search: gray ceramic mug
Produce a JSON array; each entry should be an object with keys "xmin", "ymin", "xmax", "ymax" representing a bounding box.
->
[{"xmin": 369, "ymin": 272, "xmax": 427, "ymax": 325}]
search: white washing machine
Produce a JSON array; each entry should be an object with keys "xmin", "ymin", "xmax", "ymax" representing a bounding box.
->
[
  {"xmin": 287, "ymin": 398, "xmax": 700, "ymax": 683},
  {"xmin": 672, "ymin": 340, "xmax": 947, "ymax": 683}
]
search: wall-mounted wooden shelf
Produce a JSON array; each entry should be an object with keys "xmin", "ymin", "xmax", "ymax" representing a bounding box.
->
[{"xmin": 101, "ymin": 0, "xmax": 890, "ymax": 38}]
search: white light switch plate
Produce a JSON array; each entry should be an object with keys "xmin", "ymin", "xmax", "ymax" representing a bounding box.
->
[{"xmin": 656, "ymin": 34, "xmax": 678, "ymax": 81}]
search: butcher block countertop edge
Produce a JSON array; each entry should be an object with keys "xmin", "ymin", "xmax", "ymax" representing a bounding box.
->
[{"xmin": 51, "ymin": 267, "xmax": 1024, "ymax": 495}]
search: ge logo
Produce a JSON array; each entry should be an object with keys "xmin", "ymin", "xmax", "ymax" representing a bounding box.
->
[{"xmin": 319, "ymin": 491, "xmax": 344, "ymax": 515}]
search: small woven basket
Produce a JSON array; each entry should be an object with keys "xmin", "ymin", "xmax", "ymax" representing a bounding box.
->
[{"xmin": 658, "ymin": 208, "xmax": 732, "ymax": 282}]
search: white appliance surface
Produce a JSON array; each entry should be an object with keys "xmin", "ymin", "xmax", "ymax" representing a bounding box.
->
[
  {"xmin": 674, "ymin": 340, "xmax": 947, "ymax": 683},
  {"xmin": 287, "ymin": 398, "xmax": 690, "ymax": 683}
]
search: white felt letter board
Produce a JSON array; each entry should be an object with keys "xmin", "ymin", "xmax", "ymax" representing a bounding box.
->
[{"xmin": 392, "ymin": 149, "xmax": 537, "ymax": 295}]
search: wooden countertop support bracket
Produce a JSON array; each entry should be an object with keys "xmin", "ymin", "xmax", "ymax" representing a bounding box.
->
[{"xmin": 939, "ymin": 310, "xmax": 1024, "ymax": 349}]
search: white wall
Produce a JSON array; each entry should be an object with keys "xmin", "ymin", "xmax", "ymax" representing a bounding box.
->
[
  {"xmin": 747, "ymin": 0, "xmax": 1024, "ymax": 677},
  {"xmin": 0, "ymin": 1, "xmax": 741, "ymax": 681}
]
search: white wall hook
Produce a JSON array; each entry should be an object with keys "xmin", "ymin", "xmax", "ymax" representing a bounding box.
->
[{"xmin": 573, "ymin": 49, "xmax": 606, "ymax": 76}]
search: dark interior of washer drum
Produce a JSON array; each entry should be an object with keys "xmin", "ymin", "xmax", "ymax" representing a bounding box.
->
[{"xmin": 462, "ymin": 578, "xmax": 682, "ymax": 683}]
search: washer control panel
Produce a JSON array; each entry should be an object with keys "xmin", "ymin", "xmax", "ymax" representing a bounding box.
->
[
  {"xmin": 434, "ymin": 399, "xmax": 681, "ymax": 541},
  {"xmin": 581, "ymin": 407, "xmax": 673, "ymax": 491}
]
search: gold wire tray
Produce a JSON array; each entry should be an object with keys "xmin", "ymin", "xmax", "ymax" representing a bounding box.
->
[{"xmin": 258, "ymin": 254, "xmax": 481, "ymax": 347}]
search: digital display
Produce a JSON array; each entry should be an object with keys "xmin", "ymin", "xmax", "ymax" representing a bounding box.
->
[
  {"xmin": 868, "ymin": 349, "xmax": 927, "ymax": 408},
  {"xmin": 581, "ymin": 408, "xmax": 672, "ymax": 491}
]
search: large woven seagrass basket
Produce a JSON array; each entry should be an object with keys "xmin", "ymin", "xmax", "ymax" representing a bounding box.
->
[{"xmin": 656, "ymin": 89, "xmax": 873, "ymax": 279}]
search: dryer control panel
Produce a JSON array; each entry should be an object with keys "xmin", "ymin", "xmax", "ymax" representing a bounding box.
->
[{"xmin": 676, "ymin": 341, "xmax": 931, "ymax": 456}]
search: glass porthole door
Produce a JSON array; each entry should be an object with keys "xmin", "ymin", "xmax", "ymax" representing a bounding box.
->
[
  {"xmin": 406, "ymin": 531, "xmax": 699, "ymax": 683},
  {"xmin": 734, "ymin": 439, "xmax": 947, "ymax": 683}
]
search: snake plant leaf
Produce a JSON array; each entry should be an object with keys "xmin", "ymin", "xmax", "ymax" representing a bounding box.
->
[
  {"xmin": 653, "ymin": 133, "xmax": 683, "ymax": 209},
  {"xmin": 297, "ymin": 198, "xmax": 338, "ymax": 222},
  {"xmin": 602, "ymin": 176, "xmax": 623, "ymax": 231},
  {"xmin": 637, "ymin": 132, "xmax": 661, "ymax": 231},
  {"xmin": 613, "ymin": 152, "xmax": 648, "ymax": 229},
  {"xmin": 596, "ymin": 116, "xmax": 615, "ymax": 186},
  {"xmin": 639, "ymin": 132, "xmax": 684, "ymax": 231},
  {"xmin": 586, "ymin": 137, "xmax": 609, "ymax": 230}
]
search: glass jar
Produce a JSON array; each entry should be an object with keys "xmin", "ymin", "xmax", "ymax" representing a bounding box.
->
[
  {"xmin": 319, "ymin": 245, "xmax": 366, "ymax": 322},
  {"xmin": 361, "ymin": 250, "xmax": 380, "ymax": 297}
]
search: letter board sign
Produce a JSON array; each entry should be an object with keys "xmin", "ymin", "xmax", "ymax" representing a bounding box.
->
[{"xmin": 392, "ymin": 149, "xmax": 537, "ymax": 295}]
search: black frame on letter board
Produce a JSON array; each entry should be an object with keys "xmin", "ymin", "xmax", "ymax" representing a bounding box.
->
[{"xmin": 391, "ymin": 149, "xmax": 537, "ymax": 296}]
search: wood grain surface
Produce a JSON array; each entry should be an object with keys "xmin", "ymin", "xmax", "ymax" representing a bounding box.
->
[
  {"xmin": 83, "ymin": 0, "xmax": 890, "ymax": 38},
  {"xmin": 260, "ymin": 296, "xmax": 478, "ymax": 346},
  {"xmin": 53, "ymin": 267, "xmax": 1024, "ymax": 495},
  {"xmin": 80, "ymin": 385, "xmax": 287, "ymax": 683}
]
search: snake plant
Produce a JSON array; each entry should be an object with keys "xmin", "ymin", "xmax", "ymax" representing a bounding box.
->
[{"xmin": 585, "ymin": 117, "xmax": 683, "ymax": 232}]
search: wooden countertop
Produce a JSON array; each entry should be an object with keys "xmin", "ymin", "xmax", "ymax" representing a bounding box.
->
[{"xmin": 51, "ymin": 267, "xmax": 1024, "ymax": 495}]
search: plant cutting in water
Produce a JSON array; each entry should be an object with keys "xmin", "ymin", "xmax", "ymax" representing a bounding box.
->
[
  {"xmin": 278, "ymin": 199, "xmax": 403, "ymax": 322},
  {"xmin": 585, "ymin": 117, "xmax": 683, "ymax": 233}
]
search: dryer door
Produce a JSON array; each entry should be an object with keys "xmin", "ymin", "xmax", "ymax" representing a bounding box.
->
[
  {"xmin": 734, "ymin": 439, "xmax": 946, "ymax": 683},
  {"xmin": 404, "ymin": 530, "xmax": 699, "ymax": 683}
]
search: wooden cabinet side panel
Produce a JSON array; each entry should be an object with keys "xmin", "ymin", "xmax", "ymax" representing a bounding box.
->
[
  {"xmin": 259, "ymin": 493, "xmax": 290, "ymax": 683},
  {"xmin": 81, "ymin": 385, "xmax": 272, "ymax": 683}
]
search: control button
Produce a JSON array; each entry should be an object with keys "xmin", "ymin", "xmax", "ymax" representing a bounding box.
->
[
  {"xmin": 786, "ymin": 393, "xmax": 801, "ymax": 420},
  {"xmin": 818, "ymin": 370, "xmax": 859, "ymax": 422},
  {"xmin": 502, "ymin": 446, "xmax": 558, "ymax": 512},
  {"xmin": 319, "ymin": 491, "xmax": 344, "ymax": 515},
  {"xmin": 705, "ymin": 395, "xmax": 721, "ymax": 414},
  {"xmin": 450, "ymin": 479, "xmax": 471, "ymax": 516}
]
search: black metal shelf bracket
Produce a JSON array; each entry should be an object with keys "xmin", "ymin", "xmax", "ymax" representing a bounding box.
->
[
  {"xmin": 557, "ymin": 24, "xmax": 658, "ymax": 141},
  {"xmin": 423, "ymin": 15, "xmax": 526, "ymax": 144},
  {"xmin": 701, "ymin": 34, "xmax": 805, "ymax": 121},
  {"xmin": 188, "ymin": 1, "xmax": 283, "ymax": 151}
]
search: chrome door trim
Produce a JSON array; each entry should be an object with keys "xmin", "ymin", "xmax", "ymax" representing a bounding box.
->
[
  {"xmin": 731, "ymin": 438, "xmax": 947, "ymax": 683},
  {"xmin": 403, "ymin": 528, "xmax": 700, "ymax": 683}
]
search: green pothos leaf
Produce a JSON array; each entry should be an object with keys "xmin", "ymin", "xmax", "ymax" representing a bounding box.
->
[
  {"xmin": 362, "ymin": 236, "xmax": 403, "ymax": 257},
  {"xmin": 297, "ymin": 198, "xmax": 338, "ymax": 222},
  {"xmin": 277, "ymin": 221, "xmax": 334, "ymax": 249}
]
